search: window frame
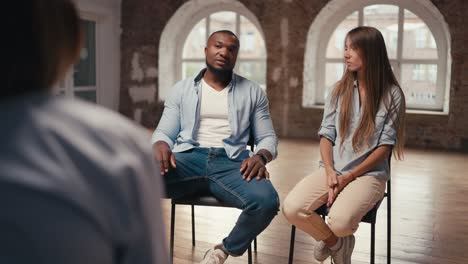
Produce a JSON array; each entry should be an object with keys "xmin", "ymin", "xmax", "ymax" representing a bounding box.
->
[
  {"xmin": 303, "ymin": 0, "xmax": 451, "ymax": 114},
  {"xmin": 159, "ymin": 1, "xmax": 266, "ymax": 101},
  {"xmin": 53, "ymin": 0, "xmax": 120, "ymax": 110},
  {"xmin": 180, "ymin": 11, "xmax": 267, "ymax": 87},
  {"xmin": 55, "ymin": 15, "xmax": 100, "ymax": 104},
  {"xmin": 179, "ymin": 10, "xmax": 266, "ymax": 85}
]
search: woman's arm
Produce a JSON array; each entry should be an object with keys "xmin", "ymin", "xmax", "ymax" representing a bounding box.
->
[
  {"xmin": 345, "ymin": 145, "xmax": 392, "ymax": 181},
  {"xmin": 320, "ymin": 136, "xmax": 336, "ymax": 182},
  {"xmin": 320, "ymin": 136, "xmax": 342, "ymax": 207},
  {"xmin": 328, "ymin": 145, "xmax": 391, "ymax": 206}
]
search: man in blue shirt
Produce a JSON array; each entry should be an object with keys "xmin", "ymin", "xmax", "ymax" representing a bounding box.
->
[{"xmin": 152, "ymin": 30, "xmax": 279, "ymax": 264}]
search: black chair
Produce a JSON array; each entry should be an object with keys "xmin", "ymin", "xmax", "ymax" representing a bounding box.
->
[
  {"xmin": 288, "ymin": 177, "xmax": 391, "ymax": 264},
  {"xmin": 170, "ymin": 196, "xmax": 257, "ymax": 264},
  {"xmin": 169, "ymin": 138, "xmax": 257, "ymax": 264}
]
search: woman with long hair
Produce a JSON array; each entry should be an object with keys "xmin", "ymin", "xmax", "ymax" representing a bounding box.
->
[{"xmin": 283, "ymin": 26, "xmax": 406, "ymax": 264}]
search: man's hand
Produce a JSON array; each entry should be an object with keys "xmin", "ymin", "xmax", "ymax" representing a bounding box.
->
[
  {"xmin": 240, "ymin": 155, "xmax": 270, "ymax": 181},
  {"xmin": 327, "ymin": 173, "xmax": 354, "ymax": 207},
  {"xmin": 153, "ymin": 141, "xmax": 176, "ymax": 175}
]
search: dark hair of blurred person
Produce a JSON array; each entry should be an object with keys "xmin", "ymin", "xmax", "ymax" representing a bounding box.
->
[{"xmin": 3, "ymin": 0, "xmax": 82, "ymax": 99}]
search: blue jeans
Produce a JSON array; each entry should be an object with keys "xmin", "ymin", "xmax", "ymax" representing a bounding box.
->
[{"xmin": 165, "ymin": 147, "xmax": 280, "ymax": 256}]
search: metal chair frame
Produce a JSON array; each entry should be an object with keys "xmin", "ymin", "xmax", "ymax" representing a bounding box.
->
[
  {"xmin": 288, "ymin": 158, "xmax": 392, "ymax": 264},
  {"xmin": 170, "ymin": 196, "xmax": 257, "ymax": 264}
]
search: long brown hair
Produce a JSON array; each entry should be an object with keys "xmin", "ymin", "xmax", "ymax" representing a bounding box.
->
[
  {"xmin": 331, "ymin": 26, "xmax": 406, "ymax": 159},
  {"xmin": 3, "ymin": 0, "xmax": 82, "ymax": 100}
]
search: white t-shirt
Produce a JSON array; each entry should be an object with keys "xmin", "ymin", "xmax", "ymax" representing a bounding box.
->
[
  {"xmin": 0, "ymin": 93, "xmax": 168, "ymax": 264},
  {"xmin": 195, "ymin": 79, "xmax": 232, "ymax": 147}
]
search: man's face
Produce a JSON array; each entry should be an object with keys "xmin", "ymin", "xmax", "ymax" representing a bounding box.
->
[{"xmin": 205, "ymin": 33, "xmax": 239, "ymax": 73}]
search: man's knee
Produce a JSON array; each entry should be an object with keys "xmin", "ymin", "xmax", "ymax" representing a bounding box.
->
[
  {"xmin": 327, "ymin": 214, "xmax": 358, "ymax": 237},
  {"xmin": 248, "ymin": 188, "xmax": 280, "ymax": 216}
]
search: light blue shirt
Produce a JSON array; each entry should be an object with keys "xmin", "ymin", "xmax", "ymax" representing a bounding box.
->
[
  {"xmin": 0, "ymin": 93, "xmax": 168, "ymax": 264},
  {"xmin": 318, "ymin": 84, "xmax": 403, "ymax": 180},
  {"xmin": 151, "ymin": 69, "xmax": 278, "ymax": 161}
]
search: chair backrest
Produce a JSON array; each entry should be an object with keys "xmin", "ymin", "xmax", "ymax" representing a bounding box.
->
[{"xmin": 247, "ymin": 132, "xmax": 255, "ymax": 151}]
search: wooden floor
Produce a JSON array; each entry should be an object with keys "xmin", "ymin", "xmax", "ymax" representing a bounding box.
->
[{"xmin": 162, "ymin": 139, "xmax": 468, "ymax": 264}]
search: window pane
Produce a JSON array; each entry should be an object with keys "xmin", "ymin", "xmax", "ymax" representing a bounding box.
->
[
  {"xmin": 401, "ymin": 64, "xmax": 437, "ymax": 106},
  {"xmin": 237, "ymin": 61, "xmax": 266, "ymax": 88},
  {"xmin": 182, "ymin": 62, "xmax": 205, "ymax": 79},
  {"xmin": 209, "ymin": 12, "xmax": 236, "ymax": 35},
  {"xmin": 74, "ymin": 20, "xmax": 96, "ymax": 87},
  {"xmin": 326, "ymin": 11, "xmax": 358, "ymax": 58},
  {"xmin": 403, "ymin": 10, "xmax": 437, "ymax": 59},
  {"xmin": 239, "ymin": 16, "xmax": 266, "ymax": 59},
  {"xmin": 322, "ymin": 63, "xmax": 345, "ymax": 103},
  {"xmin": 183, "ymin": 18, "xmax": 206, "ymax": 59},
  {"xmin": 75, "ymin": 90, "xmax": 97, "ymax": 103},
  {"xmin": 363, "ymin": 5, "xmax": 398, "ymax": 59}
]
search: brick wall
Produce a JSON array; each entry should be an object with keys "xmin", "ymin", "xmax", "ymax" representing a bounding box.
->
[{"xmin": 120, "ymin": 0, "xmax": 468, "ymax": 151}]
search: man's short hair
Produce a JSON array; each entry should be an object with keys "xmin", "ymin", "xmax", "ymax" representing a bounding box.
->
[{"xmin": 207, "ymin": 30, "xmax": 240, "ymax": 46}]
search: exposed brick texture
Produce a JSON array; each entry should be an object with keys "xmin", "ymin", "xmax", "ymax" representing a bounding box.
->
[{"xmin": 120, "ymin": 0, "xmax": 468, "ymax": 151}]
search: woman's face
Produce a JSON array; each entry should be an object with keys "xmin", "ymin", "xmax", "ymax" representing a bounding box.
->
[{"xmin": 344, "ymin": 37, "xmax": 363, "ymax": 73}]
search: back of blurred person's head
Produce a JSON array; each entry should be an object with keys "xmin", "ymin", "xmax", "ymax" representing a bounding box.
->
[{"xmin": 3, "ymin": 0, "xmax": 82, "ymax": 100}]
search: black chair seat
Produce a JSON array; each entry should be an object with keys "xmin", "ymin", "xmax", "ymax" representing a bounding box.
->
[
  {"xmin": 172, "ymin": 195, "xmax": 229, "ymax": 207},
  {"xmin": 170, "ymin": 195, "xmax": 257, "ymax": 264}
]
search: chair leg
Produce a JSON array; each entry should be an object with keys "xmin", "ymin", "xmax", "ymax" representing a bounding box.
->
[
  {"xmin": 170, "ymin": 203, "xmax": 176, "ymax": 264},
  {"xmin": 248, "ymin": 244, "xmax": 252, "ymax": 264},
  {"xmin": 370, "ymin": 223, "xmax": 375, "ymax": 264},
  {"xmin": 191, "ymin": 204, "xmax": 195, "ymax": 247},
  {"xmin": 254, "ymin": 237, "xmax": 257, "ymax": 252},
  {"xmin": 387, "ymin": 187, "xmax": 391, "ymax": 264},
  {"xmin": 288, "ymin": 225, "xmax": 296, "ymax": 264}
]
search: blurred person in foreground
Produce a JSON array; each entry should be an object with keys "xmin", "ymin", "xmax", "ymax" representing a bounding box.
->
[{"xmin": 0, "ymin": 1, "xmax": 168, "ymax": 263}]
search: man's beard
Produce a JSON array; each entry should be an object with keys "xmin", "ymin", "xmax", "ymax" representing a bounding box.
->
[{"xmin": 206, "ymin": 59, "xmax": 233, "ymax": 79}]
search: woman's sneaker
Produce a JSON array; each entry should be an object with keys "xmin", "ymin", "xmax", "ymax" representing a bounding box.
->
[
  {"xmin": 330, "ymin": 235, "xmax": 355, "ymax": 264},
  {"xmin": 313, "ymin": 241, "xmax": 331, "ymax": 261}
]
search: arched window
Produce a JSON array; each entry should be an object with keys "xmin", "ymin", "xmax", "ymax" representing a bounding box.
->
[
  {"xmin": 182, "ymin": 11, "xmax": 266, "ymax": 88},
  {"xmin": 303, "ymin": 0, "xmax": 451, "ymax": 112},
  {"xmin": 159, "ymin": 1, "xmax": 266, "ymax": 101}
]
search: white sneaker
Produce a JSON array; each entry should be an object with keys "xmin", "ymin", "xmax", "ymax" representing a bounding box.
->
[
  {"xmin": 330, "ymin": 235, "xmax": 355, "ymax": 264},
  {"xmin": 199, "ymin": 245, "xmax": 229, "ymax": 264},
  {"xmin": 313, "ymin": 241, "xmax": 331, "ymax": 262}
]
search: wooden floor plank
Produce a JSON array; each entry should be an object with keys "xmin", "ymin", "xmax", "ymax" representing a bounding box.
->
[{"xmin": 163, "ymin": 139, "xmax": 468, "ymax": 263}]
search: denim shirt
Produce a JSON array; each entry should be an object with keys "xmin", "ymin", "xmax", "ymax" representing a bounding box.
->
[
  {"xmin": 151, "ymin": 69, "xmax": 278, "ymax": 161},
  {"xmin": 318, "ymin": 84, "xmax": 403, "ymax": 180}
]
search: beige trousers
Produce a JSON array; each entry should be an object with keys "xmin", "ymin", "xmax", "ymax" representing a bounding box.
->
[{"xmin": 282, "ymin": 169, "xmax": 386, "ymax": 240}]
